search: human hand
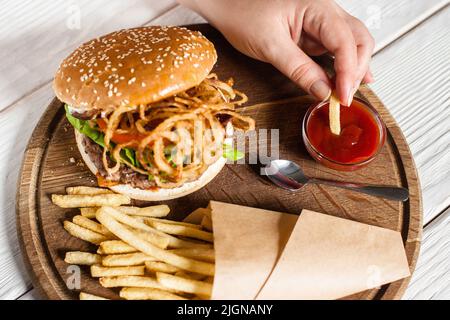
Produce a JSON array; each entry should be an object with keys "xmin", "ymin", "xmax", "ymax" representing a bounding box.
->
[{"xmin": 178, "ymin": 0, "xmax": 375, "ymax": 105}]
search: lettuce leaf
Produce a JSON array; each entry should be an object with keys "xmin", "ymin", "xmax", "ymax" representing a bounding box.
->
[
  {"xmin": 65, "ymin": 105, "xmax": 105, "ymax": 147},
  {"xmin": 223, "ymin": 144, "xmax": 245, "ymax": 161},
  {"xmin": 66, "ymin": 105, "xmax": 245, "ymax": 166},
  {"xmin": 65, "ymin": 104, "xmax": 137, "ymax": 165},
  {"xmin": 121, "ymin": 148, "xmax": 137, "ymax": 167}
]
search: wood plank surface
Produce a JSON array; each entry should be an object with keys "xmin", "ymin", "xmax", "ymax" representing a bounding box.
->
[
  {"xmin": 17, "ymin": 81, "xmax": 420, "ymax": 300},
  {"xmin": 0, "ymin": 0, "xmax": 176, "ymax": 112},
  {"xmin": 369, "ymin": 6, "xmax": 450, "ymax": 224},
  {"xmin": 404, "ymin": 208, "xmax": 450, "ymax": 299}
]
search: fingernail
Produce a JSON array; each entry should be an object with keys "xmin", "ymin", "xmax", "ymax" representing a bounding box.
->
[
  {"xmin": 363, "ymin": 71, "xmax": 374, "ymax": 84},
  {"xmin": 353, "ymin": 80, "xmax": 360, "ymax": 96},
  {"xmin": 346, "ymin": 81, "xmax": 360, "ymax": 106},
  {"xmin": 310, "ymin": 80, "xmax": 331, "ymax": 101},
  {"xmin": 346, "ymin": 87, "xmax": 353, "ymax": 106}
]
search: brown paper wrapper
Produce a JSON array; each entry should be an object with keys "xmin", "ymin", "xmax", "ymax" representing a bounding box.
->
[
  {"xmin": 205, "ymin": 201, "xmax": 410, "ymax": 300},
  {"xmin": 256, "ymin": 209, "xmax": 411, "ymax": 299},
  {"xmin": 208, "ymin": 201, "xmax": 297, "ymax": 299}
]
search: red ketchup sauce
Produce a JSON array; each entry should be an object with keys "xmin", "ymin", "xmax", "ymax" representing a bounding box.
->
[{"xmin": 306, "ymin": 100, "xmax": 381, "ymax": 164}]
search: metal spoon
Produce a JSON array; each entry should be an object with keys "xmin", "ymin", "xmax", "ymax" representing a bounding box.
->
[{"xmin": 264, "ymin": 159, "xmax": 409, "ymax": 201}]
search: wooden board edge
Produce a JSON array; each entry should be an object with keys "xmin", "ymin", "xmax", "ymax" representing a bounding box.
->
[
  {"xmin": 16, "ymin": 98, "xmax": 71, "ymax": 300},
  {"xmin": 358, "ymin": 85, "xmax": 423, "ymax": 299},
  {"xmin": 15, "ymin": 33, "xmax": 423, "ymax": 299}
]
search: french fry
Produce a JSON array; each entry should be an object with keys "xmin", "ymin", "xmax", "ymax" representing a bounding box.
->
[
  {"xmin": 184, "ymin": 208, "xmax": 210, "ymax": 224},
  {"xmin": 120, "ymin": 287, "xmax": 186, "ymax": 300},
  {"xmin": 204, "ymin": 276, "xmax": 214, "ymax": 284},
  {"xmin": 201, "ymin": 215, "xmax": 213, "ymax": 232},
  {"xmin": 145, "ymin": 261, "xmax": 183, "ymax": 274},
  {"xmin": 101, "ymin": 206, "xmax": 198, "ymax": 249},
  {"xmin": 66, "ymin": 186, "xmax": 113, "ymax": 195},
  {"xmin": 80, "ymin": 207, "xmax": 98, "ymax": 219},
  {"xmin": 329, "ymin": 90, "xmax": 341, "ymax": 135},
  {"xmin": 52, "ymin": 194, "xmax": 130, "ymax": 208},
  {"xmin": 79, "ymin": 292, "xmax": 109, "ymax": 300},
  {"xmin": 102, "ymin": 252, "xmax": 156, "ymax": 267},
  {"xmin": 118, "ymin": 205, "xmax": 170, "ymax": 217},
  {"xmin": 64, "ymin": 251, "xmax": 102, "ymax": 265},
  {"xmin": 130, "ymin": 228, "xmax": 170, "ymax": 250},
  {"xmin": 144, "ymin": 217, "xmax": 202, "ymax": 230},
  {"xmin": 98, "ymin": 240, "xmax": 137, "ymax": 254},
  {"xmin": 90, "ymin": 264, "xmax": 145, "ymax": 277},
  {"xmin": 63, "ymin": 221, "xmax": 108, "ymax": 245},
  {"xmin": 96, "ymin": 208, "xmax": 215, "ymax": 276},
  {"xmin": 174, "ymin": 271, "xmax": 207, "ymax": 281},
  {"xmin": 147, "ymin": 220, "xmax": 214, "ymax": 243},
  {"xmin": 100, "ymin": 275, "xmax": 168, "ymax": 290},
  {"xmin": 169, "ymin": 248, "xmax": 215, "ymax": 263},
  {"xmin": 81, "ymin": 206, "xmax": 170, "ymax": 218},
  {"xmin": 156, "ymin": 272, "xmax": 212, "ymax": 297},
  {"xmin": 72, "ymin": 215, "xmax": 115, "ymax": 238}
]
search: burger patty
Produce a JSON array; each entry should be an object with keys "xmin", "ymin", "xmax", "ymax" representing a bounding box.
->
[{"xmin": 81, "ymin": 135, "xmax": 157, "ymax": 189}]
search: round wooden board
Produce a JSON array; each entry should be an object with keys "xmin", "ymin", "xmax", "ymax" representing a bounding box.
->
[{"xmin": 16, "ymin": 24, "xmax": 422, "ymax": 300}]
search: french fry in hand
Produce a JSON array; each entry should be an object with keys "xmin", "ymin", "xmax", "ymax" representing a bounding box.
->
[{"xmin": 329, "ymin": 91, "xmax": 341, "ymax": 135}]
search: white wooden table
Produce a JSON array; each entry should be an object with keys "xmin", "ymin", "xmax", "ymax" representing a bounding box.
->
[{"xmin": 1, "ymin": 0, "xmax": 448, "ymax": 300}]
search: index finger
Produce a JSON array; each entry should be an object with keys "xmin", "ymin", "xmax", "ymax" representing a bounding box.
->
[{"xmin": 305, "ymin": 14, "xmax": 358, "ymax": 105}]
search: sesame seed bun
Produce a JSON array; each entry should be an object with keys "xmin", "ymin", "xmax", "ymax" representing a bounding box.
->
[{"xmin": 53, "ymin": 26, "xmax": 217, "ymax": 113}]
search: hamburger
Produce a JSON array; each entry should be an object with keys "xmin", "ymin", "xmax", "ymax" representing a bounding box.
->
[{"xmin": 53, "ymin": 26, "xmax": 254, "ymax": 201}]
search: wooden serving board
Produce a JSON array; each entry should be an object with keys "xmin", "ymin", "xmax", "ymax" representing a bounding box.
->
[{"xmin": 16, "ymin": 24, "xmax": 422, "ymax": 300}]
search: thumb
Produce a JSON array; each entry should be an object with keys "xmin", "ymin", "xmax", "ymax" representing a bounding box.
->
[{"xmin": 265, "ymin": 39, "xmax": 332, "ymax": 100}]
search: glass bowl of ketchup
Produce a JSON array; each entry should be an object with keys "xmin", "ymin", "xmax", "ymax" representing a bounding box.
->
[{"xmin": 302, "ymin": 97, "xmax": 386, "ymax": 171}]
